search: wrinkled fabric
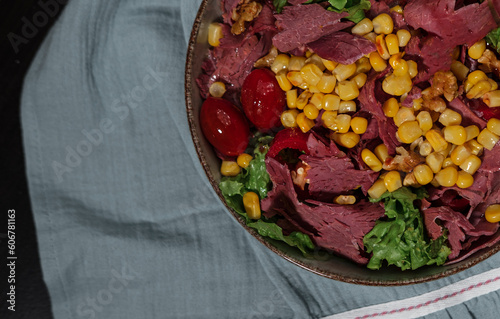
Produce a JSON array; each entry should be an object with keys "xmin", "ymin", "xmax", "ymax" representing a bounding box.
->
[{"xmin": 21, "ymin": 0, "xmax": 500, "ymax": 318}]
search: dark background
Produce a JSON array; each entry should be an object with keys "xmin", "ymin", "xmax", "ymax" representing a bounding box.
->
[{"xmin": 0, "ymin": 1, "xmax": 67, "ymax": 318}]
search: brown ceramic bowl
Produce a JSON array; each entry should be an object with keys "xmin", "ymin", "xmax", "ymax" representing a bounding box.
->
[{"xmin": 184, "ymin": 0, "xmax": 500, "ymax": 285}]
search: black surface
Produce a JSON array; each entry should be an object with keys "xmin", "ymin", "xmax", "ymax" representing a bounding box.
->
[{"xmin": 1, "ymin": 1, "xmax": 66, "ymax": 318}]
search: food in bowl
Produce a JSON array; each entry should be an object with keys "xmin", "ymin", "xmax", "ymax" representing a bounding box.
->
[{"xmin": 195, "ymin": 0, "xmax": 500, "ymax": 271}]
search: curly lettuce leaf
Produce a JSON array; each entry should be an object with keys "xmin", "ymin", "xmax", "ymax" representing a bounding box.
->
[
  {"xmin": 327, "ymin": 0, "xmax": 371, "ymax": 23},
  {"xmin": 273, "ymin": 0, "xmax": 289, "ymax": 13},
  {"xmin": 486, "ymin": 27, "xmax": 500, "ymax": 53}
]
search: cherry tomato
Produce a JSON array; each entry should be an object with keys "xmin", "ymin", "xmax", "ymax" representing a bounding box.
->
[
  {"xmin": 200, "ymin": 97, "xmax": 250, "ymax": 157},
  {"xmin": 267, "ymin": 128, "xmax": 310, "ymax": 159},
  {"xmin": 241, "ymin": 68, "xmax": 286, "ymax": 130}
]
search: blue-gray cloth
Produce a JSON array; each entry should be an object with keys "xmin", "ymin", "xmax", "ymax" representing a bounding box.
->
[{"xmin": 21, "ymin": 0, "xmax": 500, "ymax": 318}]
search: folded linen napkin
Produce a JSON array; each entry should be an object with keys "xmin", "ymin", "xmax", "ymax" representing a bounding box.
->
[{"xmin": 21, "ymin": 0, "xmax": 500, "ymax": 318}]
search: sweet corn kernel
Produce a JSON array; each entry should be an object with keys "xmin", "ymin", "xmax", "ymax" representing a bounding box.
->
[
  {"xmin": 384, "ymin": 171, "xmax": 402, "ymax": 192},
  {"xmin": 450, "ymin": 60, "xmax": 469, "ymax": 81},
  {"xmin": 333, "ymin": 63, "xmax": 357, "ymax": 82},
  {"xmin": 385, "ymin": 34, "xmax": 400, "ymax": 55},
  {"xmin": 459, "ymin": 155, "xmax": 481, "ymax": 175},
  {"xmin": 332, "ymin": 132, "xmax": 360, "ymax": 148},
  {"xmin": 309, "ymin": 93, "xmax": 324, "ymax": 109},
  {"xmin": 443, "ymin": 125, "xmax": 467, "ymax": 145},
  {"xmin": 368, "ymin": 179, "xmax": 387, "ymax": 199},
  {"xmin": 305, "ymin": 54, "xmax": 326, "ymax": 71},
  {"xmin": 369, "ymin": 52, "xmax": 388, "ymax": 72},
  {"xmin": 456, "ymin": 171, "xmax": 474, "ymax": 189},
  {"xmin": 435, "ymin": 166, "xmax": 458, "ymax": 187},
  {"xmin": 243, "ymin": 192, "xmax": 261, "ymax": 219},
  {"xmin": 317, "ymin": 74, "xmax": 336, "ymax": 93},
  {"xmin": 362, "ymin": 148, "xmax": 383, "ymax": 171},
  {"xmin": 376, "ymin": 34, "xmax": 391, "ymax": 60},
  {"xmin": 356, "ymin": 57, "xmax": 372, "ymax": 73},
  {"xmin": 296, "ymin": 90, "xmax": 312, "ymax": 110},
  {"xmin": 452, "ymin": 46, "xmax": 461, "ymax": 60},
  {"xmin": 351, "ymin": 73, "xmax": 367, "ymax": 89},
  {"xmin": 286, "ymin": 89, "xmax": 297, "ymax": 109},
  {"xmin": 467, "ymin": 139, "xmax": 484, "ymax": 156},
  {"xmin": 485, "ymin": 205, "xmax": 500, "ymax": 223},
  {"xmin": 426, "ymin": 129, "xmax": 449, "ymax": 152},
  {"xmin": 464, "ymin": 125, "xmax": 480, "ymax": 141},
  {"xmin": 466, "ymin": 79, "xmax": 492, "ymax": 99},
  {"xmin": 364, "ymin": 32, "xmax": 377, "ymax": 43},
  {"xmin": 334, "ymin": 195, "xmax": 356, "ymax": 205},
  {"xmin": 466, "ymin": 70, "xmax": 488, "ymax": 87},
  {"xmin": 439, "ymin": 109, "xmax": 462, "ymax": 126},
  {"xmin": 407, "ymin": 60, "xmax": 418, "ymax": 78},
  {"xmin": 271, "ymin": 54, "xmax": 290, "ymax": 74},
  {"xmin": 394, "ymin": 107, "xmax": 415, "ymax": 127},
  {"xmin": 275, "ymin": 71, "xmax": 293, "ymax": 91},
  {"xmin": 209, "ymin": 81, "xmax": 226, "ymax": 97},
  {"xmin": 288, "ymin": 56, "xmax": 306, "ymax": 71},
  {"xmin": 301, "ymin": 63, "xmax": 323, "ymax": 86},
  {"xmin": 296, "ymin": 112, "xmax": 314, "ymax": 133},
  {"xmin": 489, "ymin": 79, "xmax": 499, "ymax": 91},
  {"xmin": 304, "ymin": 103, "xmax": 320, "ymax": 120},
  {"xmin": 208, "ymin": 22, "xmax": 223, "ymax": 47},
  {"xmin": 280, "ymin": 109, "xmax": 300, "ymax": 128},
  {"xmin": 392, "ymin": 59, "xmax": 409, "ymax": 77},
  {"xmin": 374, "ymin": 144, "xmax": 389, "ymax": 162},
  {"xmin": 372, "ymin": 13, "xmax": 394, "ymax": 34},
  {"xmin": 322, "ymin": 111, "xmax": 338, "ymax": 130},
  {"xmin": 390, "ymin": 5, "xmax": 403, "ymax": 13},
  {"xmin": 339, "ymin": 101, "xmax": 357, "ymax": 114},
  {"xmin": 477, "ymin": 128, "xmax": 500, "ymax": 150},
  {"xmin": 482, "ymin": 90, "xmax": 500, "ymax": 108},
  {"xmin": 383, "ymin": 98, "xmax": 399, "ymax": 117},
  {"xmin": 287, "ymin": 71, "xmax": 304, "ymax": 87},
  {"xmin": 442, "ymin": 157, "xmax": 457, "ymax": 169},
  {"xmin": 468, "ymin": 39, "xmax": 486, "ymax": 60},
  {"xmin": 419, "ymin": 140, "xmax": 433, "ymax": 157},
  {"xmin": 398, "ymin": 120, "xmax": 422, "ymax": 144},
  {"xmin": 322, "ymin": 94, "xmax": 341, "ymax": 111},
  {"xmin": 426, "ymin": 152, "xmax": 445, "ymax": 173},
  {"xmin": 221, "ymin": 160, "xmax": 241, "ymax": 176},
  {"xmin": 416, "ymin": 111, "xmax": 433, "ymax": 133},
  {"xmin": 382, "ymin": 73, "xmax": 412, "ymax": 96},
  {"xmin": 413, "ymin": 164, "xmax": 433, "ymax": 185},
  {"xmin": 396, "ymin": 29, "xmax": 411, "ymax": 47},
  {"xmin": 336, "ymin": 114, "xmax": 352, "ymax": 133},
  {"xmin": 450, "ymin": 144, "xmax": 472, "ymax": 166},
  {"xmin": 352, "ymin": 18, "xmax": 373, "ymax": 36},
  {"xmin": 351, "ymin": 117, "xmax": 368, "ymax": 134},
  {"xmin": 487, "ymin": 118, "xmax": 500, "ymax": 136},
  {"xmin": 338, "ymin": 81, "xmax": 359, "ymax": 101},
  {"xmin": 321, "ymin": 59, "xmax": 338, "ymax": 72},
  {"xmin": 237, "ymin": 153, "xmax": 253, "ymax": 168}
]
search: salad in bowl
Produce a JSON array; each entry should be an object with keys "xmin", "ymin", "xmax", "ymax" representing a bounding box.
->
[{"xmin": 186, "ymin": 0, "xmax": 500, "ymax": 283}]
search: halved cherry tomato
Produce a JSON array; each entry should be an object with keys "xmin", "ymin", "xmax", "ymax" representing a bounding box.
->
[
  {"xmin": 267, "ymin": 128, "xmax": 310, "ymax": 159},
  {"xmin": 468, "ymin": 98, "xmax": 500, "ymax": 120},
  {"xmin": 200, "ymin": 97, "xmax": 250, "ymax": 157},
  {"xmin": 241, "ymin": 68, "xmax": 286, "ymax": 130}
]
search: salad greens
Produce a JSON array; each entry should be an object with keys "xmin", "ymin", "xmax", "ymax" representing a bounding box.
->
[
  {"xmin": 486, "ymin": 27, "xmax": 500, "ymax": 53},
  {"xmin": 219, "ymin": 135, "xmax": 315, "ymax": 255},
  {"xmin": 363, "ymin": 188, "xmax": 451, "ymax": 270},
  {"xmin": 273, "ymin": 0, "xmax": 370, "ymax": 23}
]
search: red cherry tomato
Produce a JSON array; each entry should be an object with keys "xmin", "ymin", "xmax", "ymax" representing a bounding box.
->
[
  {"xmin": 241, "ymin": 68, "xmax": 286, "ymax": 130},
  {"xmin": 200, "ymin": 97, "xmax": 250, "ymax": 157}
]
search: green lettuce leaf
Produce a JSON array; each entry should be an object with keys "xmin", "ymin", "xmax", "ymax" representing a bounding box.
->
[
  {"xmin": 363, "ymin": 187, "xmax": 451, "ymax": 270},
  {"xmin": 273, "ymin": 0, "xmax": 289, "ymax": 13},
  {"xmin": 327, "ymin": 0, "xmax": 371, "ymax": 23},
  {"xmin": 486, "ymin": 27, "xmax": 500, "ymax": 53}
]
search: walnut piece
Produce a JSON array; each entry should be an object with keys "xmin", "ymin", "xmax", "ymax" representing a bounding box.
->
[
  {"xmin": 254, "ymin": 46, "xmax": 278, "ymax": 69},
  {"xmin": 432, "ymin": 71, "xmax": 458, "ymax": 102},
  {"xmin": 291, "ymin": 161, "xmax": 310, "ymax": 191},
  {"xmin": 231, "ymin": 1, "xmax": 262, "ymax": 35},
  {"xmin": 383, "ymin": 147, "xmax": 424, "ymax": 173},
  {"xmin": 478, "ymin": 49, "xmax": 500, "ymax": 78}
]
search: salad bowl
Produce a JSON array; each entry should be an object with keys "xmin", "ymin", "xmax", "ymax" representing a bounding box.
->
[{"xmin": 184, "ymin": 0, "xmax": 500, "ymax": 285}]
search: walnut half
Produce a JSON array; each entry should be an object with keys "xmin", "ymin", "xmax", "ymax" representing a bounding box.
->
[{"xmin": 231, "ymin": 1, "xmax": 262, "ymax": 35}]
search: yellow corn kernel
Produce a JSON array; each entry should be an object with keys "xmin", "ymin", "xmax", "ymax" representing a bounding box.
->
[
  {"xmin": 468, "ymin": 39, "xmax": 486, "ymax": 60},
  {"xmin": 459, "ymin": 155, "xmax": 481, "ymax": 175},
  {"xmin": 368, "ymin": 179, "xmax": 387, "ymax": 199},
  {"xmin": 296, "ymin": 90, "xmax": 312, "ymax": 110},
  {"xmin": 304, "ymin": 103, "xmax": 320, "ymax": 120},
  {"xmin": 396, "ymin": 29, "xmax": 411, "ymax": 47},
  {"xmin": 407, "ymin": 60, "xmax": 418, "ymax": 78},
  {"xmin": 208, "ymin": 22, "xmax": 223, "ymax": 47},
  {"xmin": 275, "ymin": 71, "xmax": 293, "ymax": 91},
  {"xmin": 352, "ymin": 18, "xmax": 373, "ymax": 36},
  {"xmin": 413, "ymin": 164, "xmax": 433, "ymax": 185},
  {"xmin": 390, "ymin": 5, "xmax": 403, "ymax": 14},
  {"xmin": 392, "ymin": 59, "xmax": 409, "ymax": 77},
  {"xmin": 376, "ymin": 34, "xmax": 391, "ymax": 60},
  {"xmin": 450, "ymin": 60, "xmax": 469, "ymax": 81},
  {"xmin": 439, "ymin": 109, "xmax": 462, "ymax": 126},
  {"xmin": 426, "ymin": 152, "xmax": 445, "ymax": 173},
  {"xmin": 321, "ymin": 58, "xmax": 338, "ymax": 72},
  {"xmin": 442, "ymin": 157, "xmax": 457, "ymax": 169},
  {"xmin": 487, "ymin": 118, "xmax": 500, "ymax": 136},
  {"xmin": 351, "ymin": 73, "xmax": 367, "ymax": 89},
  {"xmin": 243, "ymin": 192, "xmax": 261, "ymax": 220},
  {"xmin": 416, "ymin": 111, "xmax": 432, "ymax": 133},
  {"xmin": 466, "ymin": 80, "xmax": 492, "ymax": 99},
  {"xmin": 477, "ymin": 128, "xmax": 500, "ymax": 150},
  {"xmin": 286, "ymin": 89, "xmax": 297, "ymax": 109},
  {"xmin": 308, "ymin": 85, "xmax": 320, "ymax": 93},
  {"xmin": 372, "ymin": 13, "xmax": 394, "ymax": 35},
  {"xmin": 322, "ymin": 94, "xmax": 341, "ymax": 111},
  {"xmin": 280, "ymin": 109, "xmax": 300, "ymax": 128},
  {"xmin": 369, "ymin": 51, "xmax": 388, "ymax": 72},
  {"xmin": 296, "ymin": 112, "xmax": 314, "ymax": 133},
  {"xmin": 287, "ymin": 71, "xmax": 304, "ymax": 87},
  {"xmin": 456, "ymin": 171, "xmax": 474, "ymax": 189},
  {"xmin": 412, "ymin": 98, "xmax": 423, "ymax": 112},
  {"xmin": 419, "ymin": 140, "xmax": 433, "ymax": 157},
  {"xmin": 485, "ymin": 204, "xmax": 500, "ymax": 223},
  {"xmin": 305, "ymin": 54, "xmax": 326, "ymax": 71},
  {"xmin": 317, "ymin": 74, "xmax": 336, "ymax": 94},
  {"xmin": 333, "ymin": 63, "xmax": 357, "ymax": 82},
  {"xmin": 394, "ymin": 107, "xmax": 415, "ymax": 127},
  {"xmin": 374, "ymin": 144, "xmax": 389, "ymax": 162},
  {"xmin": 301, "ymin": 63, "xmax": 323, "ymax": 86},
  {"xmin": 361, "ymin": 148, "xmax": 383, "ymax": 171},
  {"xmin": 356, "ymin": 57, "xmax": 372, "ymax": 74},
  {"xmin": 467, "ymin": 139, "xmax": 484, "ymax": 156},
  {"xmin": 288, "ymin": 56, "xmax": 307, "ymax": 71},
  {"xmin": 466, "ymin": 70, "xmax": 488, "ymax": 88},
  {"xmin": 271, "ymin": 54, "xmax": 290, "ymax": 74},
  {"xmin": 209, "ymin": 81, "xmax": 226, "ymax": 98},
  {"xmin": 452, "ymin": 46, "xmax": 461, "ymax": 60},
  {"xmin": 332, "ymin": 132, "xmax": 360, "ymax": 148},
  {"xmin": 335, "ymin": 114, "xmax": 352, "ymax": 133},
  {"xmin": 489, "ymin": 79, "xmax": 498, "ymax": 91},
  {"xmin": 426, "ymin": 129, "xmax": 449, "ymax": 152},
  {"xmin": 237, "ymin": 153, "xmax": 253, "ymax": 168},
  {"xmin": 322, "ymin": 111, "xmax": 338, "ymax": 130},
  {"xmin": 309, "ymin": 93, "xmax": 324, "ymax": 109},
  {"xmin": 383, "ymin": 97, "xmax": 399, "ymax": 117},
  {"xmin": 451, "ymin": 143, "xmax": 473, "ymax": 165},
  {"xmin": 364, "ymin": 31, "xmax": 377, "ymax": 43},
  {"xmin": 435, "ymin": 166, "xmax": 458, "ymax": 187},
  {"xmin": 221, "ymin": 160, "xmax": 241, "ymax": 176},
  {"xmin": 305, "ymin": 50, "xmax": 313, "ymax": 58},
  {"xmin": 443, "ymin": 125, "xmax": 467, "ymax": 145},
  {"xmin": 398, "ymin": 120, "xmax": 422, "ymax": 144},
  {"xmin": 463, "ymin": 125, "xmax": 480, "ymax": 142},
  {"xmin": 384, "ymin": 171, "xmax": 402, "ymax": 192},
  {"xmin": 334, "ymin": 195, "xmax": 356, "ymax": 205},
  {"xmin": 385, "ymin": 34, "xmax": 400, "ymax": 55},
  {"xmin": 338, "ymin": 81, "xmax": 359, "ymax": 101},
  {"xmin": 482, "ymin": 90, "xmax": 500, "ymax": 108},
  {"xmin": 339, "ymin": 101, "xmax": 357, "ymax": 114},
  {"xmin": 351, "ymin": 117, "xmax": 368, "ymax": 134},
  {"xmin": 382, "ymin": 73, "xmax": 412, "ymax": 96}
]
